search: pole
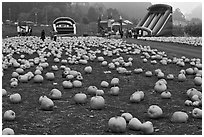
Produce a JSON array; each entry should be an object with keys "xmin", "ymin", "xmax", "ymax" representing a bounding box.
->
[
  {"xmin": 9, "ymin": 8, "xmax": 11, "ymax": 21},
  {"xmin": 119, "ymin": 16, "xmax": 123, "ymax": 38},
  {"xmin": 35, "ymin": 13, "xmax": 37, "ymax": 25},
  {"xmin": 45, "ymin": 8, "xmax": 48, "ymax": 25}
]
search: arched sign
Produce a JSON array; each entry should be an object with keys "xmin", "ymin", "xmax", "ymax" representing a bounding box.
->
[{"xmin": 53, "ymin": 17, "xmax": 76, "ymax": 35}]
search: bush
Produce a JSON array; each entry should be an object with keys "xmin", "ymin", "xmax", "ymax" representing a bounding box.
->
[
  {"xmin": 172, "ymin": 25, "xmax": 185, "ymax": 36},
  {"xmin": 184, "ymin": 23, "xmax": 202, "ymax": 37}
]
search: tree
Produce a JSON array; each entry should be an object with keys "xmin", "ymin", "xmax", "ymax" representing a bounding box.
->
[
  {"xmin": 106, "ymin": 8, "xmax": 120, "ymax": 19},
  {"xmin": 173, "ymin": 8, "xmax": 186, "ymax": 22},
  {"xmin": 131, "ymin": 18, "xmax": 139, "ymax": 25},
  {"xmin": 87, "ymin": 6, "xmax": 98, "ymax": 22},
  {"xmin": 82, "ymin": 16, "xmax": 89, "ymax": 24},
  {"xmin": 189, "ymin": 18, "xmax": 202, "ymax": 25},
  {"xmin": 18, "ymin": 12, "xmax": 30, "ymax": 21}
]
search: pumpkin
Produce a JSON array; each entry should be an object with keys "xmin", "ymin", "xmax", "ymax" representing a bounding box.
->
[
  {"xmin": 74, "ymin": 93, "xmax": 87, "ymax": 104},
  {"xmin": 192, "ymin": 101, "xmax": 200, "ymax": 107},
  {"xmin": 178, "ymin": 73, "xmax": 186, "ymax": 82},
  {"xmin": 194, "ymin": 76, "xmax": 202, "ymax": 86},
  {"xmin": 121, "ymin": 112, "xmax": 133, "ymax": 122},
  {"xmin": 11, "ymin": 72, "xmax": 19, "ymax": 78},
  {"xmin": 161, "ymin": 91, "xmax": 171, "ymax": 99},
  {"xmin": 97, "ymin": 56, "xmax": 104, "ymax": 62},
  {"xmin": 187, "ymin": 88, "xmax": 202, "ymax": 98},
  {"xmin": 25, "ymin": 71, "xmax": 34, "ymax": 80},
  {"xmin": 147, "ymin": 105, "xmax": 163, "ymax": 119},
  {"xmin": 69, "ymin": 70, "xmax": 78, "ymax": 77},
  {"xmin": 52, "ymin": 65, "xmax": 59, "ymax": 71},
  {"xmin": 18, "ymin": 75, "xmax": 29, "ymax": 83},
  {"xmin": 73, "ymin": 80, "xmax": 82, "ymax": 88},
  {"xmin": 141, "ymin": 121, "xmax": 154, "ymax": 134},
  {"xmin": 108, "ymin": 116, "xmax": 126, "ymax": 133},
  {"xmin": 10, "ymin": 81, "xmax": 18, "ymax": 88},
  {"xmin": 96, "ymin": 89, "xmax": 104, "ymax": 96},
  {"xmin": 154, "ymin": 81, "xmax": 167, "ymax": 93},
  {"xmin": 157, "ymin": 71, "xmax": 165, "ymax": 79},
  {"xmin": 66, "ymin": 74, "xmax": 74, "ymax": 80},
  {"xmin": 145, "ymin": 71, "xmax": 152, "ymax": 77},
  {"xmin": 128, "ymin": 117, "xmax": 142, "ymax": 131},
  {"xmin": 87, "ymin": 86, "xmax": 98, "ymax": 95},
  {"xmin": 10, "ymin": 93, "xmax": 21, "ymax": 103},
  {"xmin": 34, "ymin": 69, "xmax": 42, "ymax": 75},
  {"xmin": 76, "ymin": 75, "xmax": 83, "ymax": 81},
  {"xmin": 49, "ymin": 89, "xmax": 62, "ymax": 100},
  {"xmin": 166, "ymin": 74, "xmax": 174, "ymax": 80},
  {"xmin": 109, "ymin": 86, "xmax": 120, "ymax": 96},
  {"xmin": 101, "ymin": 61, "xmax": 108, "ymax": 66},
  {"xmin": 186, "ymin": 68, "xmax": 194, "ymax": 75},
  {"xmin": 111, "ymin": 78, "xmax": 119, "ymax": 86},
  {"xmin": 45, "ymin": 72, "xmax": 55, "ymax": 80},
  {"xmin": 33, "ymin": 75, "xmax": 44, "ymax": 83},
  {"xmin": 192, "ymin": 108, "xmax": 202, "ymax": 119},
  {"xmin": 100, "ymin": 81, "xmax": 109, "ymax": 88},
  {"xmin": 10, "ymin": 78, "xmax": 18, "ymax": 82},
  {"xmin": 84, "ymin": 66, "xmax": 92, "ymax": 73},
  {"xmin": 62, "ymin": 81, "xmax": 73, "ymax": 89},
  {"xmin": 16, "ymin": 68, "xmax": 24, "ymax": 74},
  {"xmin": 2, "ymin": 89, "xmax": 7, "ymax": 96},
  {"xmin": 184, "ymin": 100, "xmax": 193, "ymax": 106},
  {"xmin": 90, "ymin": 95, "xmax": 105, "ymax": 110},
  {"xmin": 4, "ymin": 110, "xmax": 16, "ymax": 121},
  {"xmin": 134, "ymin": 68, "xmax": 143, "ymax": 74},
  {"xmin": 130, "ymin": 92, "xmax": 142, "ymax": 103},
  {"xmin": 2, "ymin": 128, "xmax": 15, "ymax": 135},
  {"xmin": 40, "ymin": 96, "xmax": 54, "ymax": 111},
  {"xmin": 155, "ymin": 79, "xmax": 167, "ymax": 85},
  {"xmin": 191, "ymin": 95, "xmax": 200, "ymax": 101},
  {"xmin": 171, "ymin": 111, "xmax": 188, "ymax": 123}
]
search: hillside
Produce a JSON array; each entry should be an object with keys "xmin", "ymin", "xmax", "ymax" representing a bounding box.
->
[{"xmin": 2, "ymin": 2, "xmax": 151, "ymax": 23}]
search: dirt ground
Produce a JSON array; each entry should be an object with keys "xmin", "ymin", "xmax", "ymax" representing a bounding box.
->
[{"xmin": 2, "ymin": 37, "xmax": 202, "ymax": 135}]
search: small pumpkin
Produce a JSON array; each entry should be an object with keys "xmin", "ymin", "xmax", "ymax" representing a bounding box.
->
[
  {"xmin": 62, "ymin": 81, "xmax": 73, "ymax": 89},
  {"xmin": 128, "ymin": 117, "xmax": 142, "ymax": 131},
  {"xmin": 87, "ymin": 86, "xmax": 98, "ymax": 95},
  {"xmin": 49, "ymin": 89, "xmax": 62, "ymax": 100},
  {"xmin": 161, "ymin": 91, "xmax": 171, "ymax": 99},
  {"xmin": 73, "ymin": 80, "xmax": 82, "ymax": 88},
  {"xmin": 10, "ymin": 93, "xmax": 21, "ymax": 103},
  {"xmin": 74, "ymin": 93, "xmax": 87, "ymax": 104},
  {"xmin": 109, "ymin": 86, "xmax": 120, "ymax": 96},
  {"xmin": 33, "ymin": 74, "xmax": 44, "ymax": 83}
]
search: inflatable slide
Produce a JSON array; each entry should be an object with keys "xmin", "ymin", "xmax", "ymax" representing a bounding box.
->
[{"xmin": 135, "ymin": 4, "xmax": 173, "ymax": 36}]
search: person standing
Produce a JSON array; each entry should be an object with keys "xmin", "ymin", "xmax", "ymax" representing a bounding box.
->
[{"xmin": 41, "ymin": 30, "xmax": 45, "ymax": 41}]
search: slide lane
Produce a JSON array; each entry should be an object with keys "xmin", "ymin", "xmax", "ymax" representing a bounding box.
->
[
  {"xmin": 148, "ymin": 13, "xmax": 163, "ymax": 30},
  {"xmin": 152, "ymin": 10, "xmax": 171, "ymax": 35},
  {"xmin": 144, "ymin": 14, "xmax": 155, "ymax": 28}
]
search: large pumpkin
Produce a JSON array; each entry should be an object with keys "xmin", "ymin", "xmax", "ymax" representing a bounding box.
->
[{"xmin": 108, "ymin": 116, "xmax": 127, "ymax": 133}]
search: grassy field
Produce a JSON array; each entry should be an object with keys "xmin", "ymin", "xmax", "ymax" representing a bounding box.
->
[{"xmin": 2, "ymin": 36, "xmax": 202, "ymax": 135}]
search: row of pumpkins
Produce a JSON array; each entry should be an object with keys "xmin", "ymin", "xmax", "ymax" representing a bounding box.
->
[
  {"xmin": 2, "ymin": 36, "xmax": 202, "ymax": 134},
  {"xmin": 138, "ymin": 36, "xmax": 202, "ymax": 46}
]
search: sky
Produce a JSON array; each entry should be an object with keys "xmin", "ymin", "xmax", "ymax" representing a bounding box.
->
[{"xmin": 151, "ymin": 2, "xmax": 201, "ymax": 14}]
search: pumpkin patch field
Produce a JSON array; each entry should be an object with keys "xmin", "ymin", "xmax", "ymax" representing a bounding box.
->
[{"xmin": 2, "ymin": 36, "xmax": 202, "ymax": 135}]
